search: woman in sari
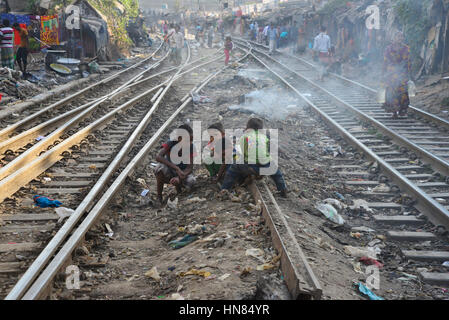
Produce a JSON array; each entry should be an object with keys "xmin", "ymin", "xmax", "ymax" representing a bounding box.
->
[{"xmin": 382, "ymin": 32, "xmax": 411, "ymax": 119}]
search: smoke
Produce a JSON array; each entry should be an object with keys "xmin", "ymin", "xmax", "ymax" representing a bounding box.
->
[{"xmin": 228, "ymin": 86, "xmax": 303, "ymax": 120}]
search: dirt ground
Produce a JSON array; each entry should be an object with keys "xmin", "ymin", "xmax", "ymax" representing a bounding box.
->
[{"xmin": 50, "ymin": 50, "xmax": 449, "ymax": 300}]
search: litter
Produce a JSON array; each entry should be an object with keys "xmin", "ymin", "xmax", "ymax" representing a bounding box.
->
[
  {"xmin": 187, "ymin": 224, "xmax": 206, "ymax": 235},
  {"xmin": 256, "ymin": 263, "xmax": 276, "ymax": 271},
  {"xmin": 372, "ymin": 184, "xmax": 390, "ymax": 193},
  {"xmin": 136, "ymin": 178, "xmax": 147, "ymax": 187},
  {"xmin": 335, "ymin": 192, "xmax": 345, "ymax": 200},
  {"xmin": 350, "ymin": 199, "xmax": 373, "ymax": 213},
  {"xmin": 43, "ymin": 177, "xmax": 52, "ymax": 183},
  {"xmin": 344, "ymin": 246, "xmax": 378, "ymax": 259},
  {"xmin": 350, "ymin": 232, "xmax": 362, "ymax": 239},
  {"xmin": 179, "ymin": 269, "xmax": 211, "ymax": 278},
  {"xmin": 145, "ymin": 266, "xmax": 161, "ymax": 281},
  {"xmin": 356, "ymin": 282, "xmax": 384, "ymax": 300},
  {"xmin": 353, "ymin": 262, "xmax": 364, "ymax": 274},
  {"xmin": 218, "ymin": 273, "xmax": 231, "ymax": 281},
  {"xmin": 245, "ymin": 248, "xmax": 265, "ymax": 262},
  {"xmin": 168, "ymin": 234, "xmax": 198, "ymax": 249},
  {"xmin": 167, "ymin": 197, "xmax": 178, "ymax": 209},
  {"xmin": 36, "ymin": 136, "xmax": 45, "ymax": 141},
  {"xmin": 140, "ymin": 189, "xmax": 150, "ymax": 197},
  {"xmin": 54, "ymin": 207, "xmax": 74, "ymax": 223},
  {"xmin": 442, "ymin": 261, "xmax": 449, "ymax": 267},
  {"xmin": 185, "ymin": 197, "xmax": 206, "ymax": 204},
  {"xmin": 323, "ymin": 198, "xmax": 346, "ymax": 210},
  {"xmin": 105, "ymin": 223, "xmax": 114, "ymax": 238},
  {"xmin": 315, "ymin": 202, "xmax": 345, "ymax": 225},
  {"xmin": 34, "ymin": 195, "xmax": 62, "ymax": 208},
  {"xmin": 192, "ymin": 93, "xmax": 211, "ymax": 104},
  {"xmin": 359, "ymin": 257, "xmax": 384, "ymax": 268}
]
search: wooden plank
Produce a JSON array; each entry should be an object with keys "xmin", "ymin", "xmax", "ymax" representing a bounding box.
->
[
  {"xmin": 1, "ymin": 214, "xmax": 59, "ymax": 221},
  {"xmin": 373, "ymin": 215, "xmax": 425, "ymax": 225},
  {"xmin": 248, "ymin": 182, "xmax": 322, "ymax": 300},
  {"xmin": 402, "ymin": 250, "xmax": 449, "ymax": 262},
  {"xmin": 387, "ymin": 231, "xmax": 436, "ymax": 241},
  {"xmin": 0, "ymin": 224, "xmax": 55, "ymax": 234},
  {"xmin": 0, "ymin": 262, "xmax": 25, "ymax": 274},
  {"xmin": 0, "ymin": 242, "xmax": 41, "ymax": 252}
]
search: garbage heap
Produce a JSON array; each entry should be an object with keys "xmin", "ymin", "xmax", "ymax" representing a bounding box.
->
[{"xmin": 0, "ymin": 67, "xmax": 40, "ymax": 105}]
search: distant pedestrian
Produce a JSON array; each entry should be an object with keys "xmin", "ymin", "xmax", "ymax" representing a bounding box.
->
[
  {"xmin": 173, "ymin": 25, "xmax": 184, "ymax": 65},
  {"xmin": 268, "ymin": 24, "xmax": 278, "ymax": 55},
  {"xmin": 313, "ymin": 26, "xmax": 331, "ymax": 81},
  {"xmin": 207, "ymin": 24, "xmax": 214, "ymax": 48},
  {"xmin": 224, "ymin": 36, "xmax": 233, "ymax": 66},
  {"xmin": 382, "ymin": 31, "xmax": 411, "ymax": 119},
  {"xmin": 0, "ymin": 19, "xmax": 14, "ymax": 69},
  {"xmin": 13, "ymin": 22, "xmax": 29, "ymax": 77}
]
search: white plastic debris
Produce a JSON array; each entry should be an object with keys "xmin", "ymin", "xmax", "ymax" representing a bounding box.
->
[
  {"xmin": 145, "ymin": 266, "xmax": 161, "ymax": 281},
  {"xmin": 54, "ymin": 207, "xmax": 75, "ymax": 223},
  {"xmin": 351, "ymin": 226, "xmax": 376, "ymax": 233},
  {"xmin": 141, "ymin": 189, "xmax": 150, "ymax": 197},
  {"xmin": 323, "ymin": 198, "xmax": 346, "ymax": 210},
  {"xmin": 245, "ymin": 248, "xmax": 265, "ymax": 262},
  {"xmin": 218, "ymin": 273, "xmax": 231, "ymax": 281},
  {"xmin": 315, "ymin": 203, "xmax": 345, "ymax": 225},
  {"xmin": 343, "ymin": 245, "xmax": 378, "ymax": 259},
  {"xmin": 167, "ymin": 197, "xmax": 178, "ymax": 209},
  {"xmin": 442, "ymin": 261, "xmax": 449, "ymax": 267},
  {"xmin": 350, "ymin": 199, "xmax": 374, "ymax": 213}
]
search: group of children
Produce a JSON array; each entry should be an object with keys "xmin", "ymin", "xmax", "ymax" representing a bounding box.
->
[{"xmin": 153, "ymin": 118, "xmax": 288, "ymax": 205}]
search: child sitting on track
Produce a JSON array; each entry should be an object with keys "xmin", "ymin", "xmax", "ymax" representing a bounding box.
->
[
  {"xmin": 154, "ymin": 124, "xmax": 196, "ymax": 204},
  {"xmin": 221, "ymin": 118, "xmax": 288, "ymax": 197}
]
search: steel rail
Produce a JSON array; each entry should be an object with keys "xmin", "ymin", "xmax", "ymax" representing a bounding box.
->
[
  {"xmin": 0, "ymin": 45, "xmax": 226, "ymax": 204},
  {"xmin": 0, "ymin": 49, "xmax": 224, "ymax": 156},
  {"xmin": 237, "ymin": 41, "xmax": 449, "ymax": 229},
  {"xmin": 0, "ymin": 40, "xmax": 165, "ymax": 142},
  {"xmin": 13, "ymin": 44, "xmax": 250, "ymax": 300},
  {"xmin": 0, "ymin": 48, "xmax": 170, "ymax": 183},
  {"xmin": 242, "ymin": 38, "xmax": 449, "ymax": 134}
]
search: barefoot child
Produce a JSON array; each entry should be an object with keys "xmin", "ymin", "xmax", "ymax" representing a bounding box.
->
[
  {"xmin": 221, "ymin": 118, "xmax": 288, "ymax": 197},
  {"xmin": 154, "ymin": 124, "xmax": 196, "ymax": 204}
]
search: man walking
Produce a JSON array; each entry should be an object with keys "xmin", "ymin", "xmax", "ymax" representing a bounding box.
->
[
  {"xmin": 173, "ymin": 25, "xmax": 184, "ymax": 65},
  {"xmin": 313, "ymin": 26, "xmax": 331, "ymax": 81},
  {"xmin": 268, "ymin": 24, "xmax": 278, "ymax": 55},
  {"xmin": 0, "ymin": 19, "xmax": 14, "ymax": 69},
  {"xmin": 13, "ymin": 23, "xmax": 29, "ymax": 77}
]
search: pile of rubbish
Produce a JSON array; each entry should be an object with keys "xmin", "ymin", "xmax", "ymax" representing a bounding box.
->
[{"xmin": 0, "ymin": 67, "xmax": 40, "ymax": 104}]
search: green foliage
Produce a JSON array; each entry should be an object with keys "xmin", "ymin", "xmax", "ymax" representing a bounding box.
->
[
  {"xmin": 89, "ymin": 0, "xmax": 137, "ymax": 49},
  {"xmin": 394, "ymin": 0, "xmax": 431, "ymax": 62},
  {"xmin": 318, "ymin": 0, "xmax": 353, "ymax": 15}
]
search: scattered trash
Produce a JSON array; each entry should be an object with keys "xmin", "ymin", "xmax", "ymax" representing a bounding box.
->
[
  {"xmin": 36, "ymin": 136, "xmax": 45, "ymax": 141},
  {"xmin": 335, "ymin": 192, "xmax": 345, "ymax": 200},
  {"xmin": 42, "ymin": 177, "xmax": 52, "ymax": 183},
  {"xmin": 168, "ymin": 234, "xmax": 198, "ymax": 249},
  {"xmin": 187, "ymin": 224, "xmax": 206, "ymax": 235},
  {"xmin": 256, "ymin": 263, "xmax": 276, "ymax": 271},
  {"xmin": 137, "ymin": 178, "xmax": 147, "ymax": 187},
  {"xmin": 54, "ymin": 207, "xmax": 74, "ymax": 223},
  {"xmin": 359, "ymin": 257, "xmax": 384, "ymax": 268},
  {"xmin": 350, "ymin": 199, "xmax": 373, "ymax": 213},
  {"xmin": 245, "ymin": 248, "xmax": 265, "ymax": 262},
  {"xmin": 167, "ymin": 197, "xmax": 178, "ymax": 209},
  {"xmin": 240, "ymin": 267, "xmax": 252, "ymax": 277},
  {"xmin": 170, "ymin": 293, "xmax": 185, "ymax": 300},
  {"xmin": 140, "ymin": 189, "xmax": 150, "ymax": 197},
  {"xmin": 344, "ymin": 246, "xmax": 378, "ymax": 259},
  {"xmin": 323, "ymin": 198, "xmax": 346, "ymax": 210},
  {"xmin": 218, "ymin": 273, "xmax": 231, "ymax": 281},
  {"xmin": 442, "ymin": 261, "xmax": 449, "ymax": 267},
  {"xmin": 168, "ymin": 266, "xmax": 176, "ymax": 271},
  {"xmin": 308, "ymin": 143, "xmax": 315, "ymax": 148},
  {"xmin": 89, "ymin": 164, "xmax": 97, "ymax": 170},
  {"xmin": 179, "ymin": 269, "xmax": 211, "ymax": 278},
  {"xmin": 105, "ymin": 223, "xmax": 114, "ymax": 238},
  {"xmin": 356, "ymin": 282, "xmax": 384, "ymax": 300},
  {"xmin": 315, "ymin": 202, "xmax": 345, "ymax": 225},
  {"xmin": 350, "ymin": 232, "xmax": 362, "ymax": 239},
  {"xmin": 192, "ymin": 93, "xmax": 211, "ymax": 104},
  {"xmin": 185, "ymin": 197, "xmax": 206, "ymax": 204},
  {"xmin": 397, "ymin": 273, "xmax": 418, "ymax": 281},
  {"xmin": 155, "ymin": 232, "xmax": 168, "ymax": 237},
  {"xmin": 372, "ymin": 184, "xmax": 390, "ymax": 193},
  {"xmin": 353, "ymin": 262, "xmax": 364, "ymax": 274},
  {"xmin": 34, "ymin": 195, "xmax": 62, "ymax": 208},
  {"xmin": 145, "ymin": 266, "xmax": 161, "ymax": 281}
]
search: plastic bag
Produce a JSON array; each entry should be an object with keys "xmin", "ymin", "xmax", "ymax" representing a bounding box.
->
[
  {"xmin": 377, "ymin": 88, "xmax": 386, "ymax": 104},
  {"xmin": 315, "ymin": 203, "xmax": 345, "ymax": 225},
  {"xmin": 407, "ymin": 80, "xmax": 416, "ymax": 97}
]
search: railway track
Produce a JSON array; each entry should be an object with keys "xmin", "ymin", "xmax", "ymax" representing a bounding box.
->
[
  {"xmin": 233, "ymin": 39, "xmax": 449, "ymax": 290},
  {"xmin": 1, "ymin": 42, "xmax": 243, "ymax": 300}
]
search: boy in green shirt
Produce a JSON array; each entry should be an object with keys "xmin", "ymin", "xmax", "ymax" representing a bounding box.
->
[{"xmin": 221, "ymin": 118, "xmax": 287, "ymax": 197}]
